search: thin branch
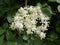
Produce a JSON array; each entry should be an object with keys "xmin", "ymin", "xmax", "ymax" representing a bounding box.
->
[{"xmin": 25, "ymin": 0, "xmax": 27, "ymax": 6}]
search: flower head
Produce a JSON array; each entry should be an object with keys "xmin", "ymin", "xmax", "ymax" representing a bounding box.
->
[{"xmin": 10, "ymin": 5, "xmax": 50, "ymax": 40}]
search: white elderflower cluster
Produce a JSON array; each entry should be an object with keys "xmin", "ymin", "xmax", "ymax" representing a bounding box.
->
[{"xmin": 10, "ymin": 5, "xmax": 50, "ymax": 40}]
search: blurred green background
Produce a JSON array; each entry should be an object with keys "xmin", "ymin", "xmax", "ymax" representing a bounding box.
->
[{"xmin": 0, "ymin": 0, "xmax": 60, "ymax": 45}]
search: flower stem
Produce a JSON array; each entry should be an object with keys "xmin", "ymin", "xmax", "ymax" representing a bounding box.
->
[{"xmin": 25, "ymin": 0, "xmax": 27, "ymax": 7}]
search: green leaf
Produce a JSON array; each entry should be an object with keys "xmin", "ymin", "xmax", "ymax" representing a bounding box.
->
[
  {"xmin": 33, "ymin": 39, "xmax": 42, "ymax": 45},
  {"xmin": 0, "ymin": 35, "xmax": 4, "ymax": 45},
  {"xmin": 48, "ymin": 0, "xmax": 56, "ymax": 2},
  {"xmin": 0, "ymin": 7, "xmax": 5, "ymax": 17},
  {"xmin": 57, "ymin": 5, "xmax": 60, "ymax": 12},
  {"xmin": 28, "ymin": 39, "xmax": 34, "ymax": 45},
  {"xmin": 4, "ymin": 0, "xmax": 15, "ymax": 5},
  {"xmin": 28, "ymin": 39, "xmax": 42, "ymax": 45},
  {"xmin": 6, "ymin": 31, "xmax": 16, "ymax": 41},
  {"xmin": 41, "ymin": 7, "xmax": 52, "ymax": 17},
  {"xmin": 44, "ymin": 41, "xmax": 56, "ymax": 45},
  {"xmin": 0, "ymin": 27, "xmax": 5, "ymax": 35},
  {"xmin": 7, "ymin": 41, "xmax": 18, "ymax": 45},
  {"xmin": 56, "ymin": 27, "xmax": 60, "ymax": 33},
  {"xmin": 2, "ymin": 23, "xmax": 8, "ymax": 29},
  {"xmin": 16, "ymin": 37, "xmax": 23, "ymax": 45},
  {"xmin": 47, "ymin": 33, "xmax": 57, "ymax": 42},
  {"xmin": 7, "ymin": 15, "xmax": 13, "ymax": 23},
  {"xmin": 56, "ymin": 0, "xmax": 60, "ymax": 3},
  {"xmin": 4, "ymin": 0, "xmax": 10, "ymax": 4},
  {"xmin": 7, "ymin": 8, "xmax": 16, "ymax": 23}
]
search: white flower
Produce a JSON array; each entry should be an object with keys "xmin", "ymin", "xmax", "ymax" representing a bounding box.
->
[
  {"xmin": 15, "ymin": 21, "xmax": 23, "ymax": 30},
  {"xmin": 26, "ymin": 29, "xmax": 33, "ymax": 34},
  {"xmin": 39, "ymin": 32, "xmax": 46, "ymax": 40},
  {"xmin": 10, "ymin": 5, "xmax": 50, "ymax": 40},
  {"xmin": 23, "ymin": 35, "xmax": 29, "ymax": 40},
  {"xmin": 18, "ymin": 7, "xmax": 28, "ymax": 15},
  {"xmin": 10, "ymin": 22, "xmax": 15, "ymax": 30}
]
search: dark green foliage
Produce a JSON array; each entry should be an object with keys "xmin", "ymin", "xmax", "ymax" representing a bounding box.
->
[{"xmin": 0, "ymin": 0, "xmax": 60, "ymax": 45}]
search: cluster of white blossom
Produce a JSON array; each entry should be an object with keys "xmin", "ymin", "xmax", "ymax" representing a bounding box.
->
[{"xmin": 10, "ymin": 5, "xmax": 50, "ymax": 40}]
